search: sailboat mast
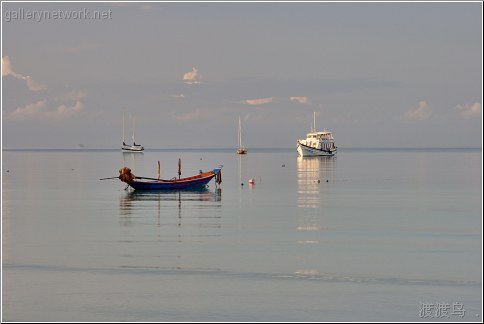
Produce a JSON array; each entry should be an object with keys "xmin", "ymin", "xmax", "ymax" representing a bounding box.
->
[
  {"xmin": 122, "ymin": 111, "xmax": 125, "ymax": 143},
  {"xmin": 238, "ymin": 116, "xmax": 241, "ymax": 147},
  {"xmin": 132, "ymin": 115, "xmax": 136, "ymax": 144}
]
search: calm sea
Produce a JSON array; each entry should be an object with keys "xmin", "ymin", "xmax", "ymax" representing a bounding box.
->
[{"xmin": 2, "ymin": 148, "xmax": 482, "ymax": 322}]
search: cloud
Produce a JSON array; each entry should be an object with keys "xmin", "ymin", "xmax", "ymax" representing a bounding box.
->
[
  {"xmin": 2, "ymin": 56, "xmax": 46, "ymax": 91},
  {"xmin": 243, "ymin": 97, "xmax": 274, "ymax": 105},
  {"xmin": 173, "ymin": 109, "xmax": 202, "ymax": 122},
  {"xmin": 183, "ymin": 67, "xmax": 201, "ymax": 84},
  {"xmin": 54, "ymin": 101, "xmax": 84, "ymax": 117},
  {"xmin": 290, "ymin": 96, "xmax": 311, "ymax": 104},
  {"xmin": 2, "ymin": 56, "xmax": 13, "ymax": 77},
  {"xmin": 24, "ymin": 77, "xmax": 45, "ymax": 91},
  {"xmin": 5, "ymin": 91, "xmax": 87, "ymax": 121},
  {"xmin": 156, "ymin": 77, "xmax": 399, "ymax": 104},
  {"xmin": 456, "ymin": 102, "xmax": 481, "ymax": 119},
  {"xmin": 7, "ymin": 100, "xmax": 85, "ymax": 120},
  {"xmin": 404, "ymin": 101, "xmax": 431, "ymax": 121},
  {"xmin": 7, "ymin": 100, "xmax": 48, "ymax": 120}
]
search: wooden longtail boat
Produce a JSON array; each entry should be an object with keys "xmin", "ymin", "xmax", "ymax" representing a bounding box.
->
[{"xmin": 118, "ymin": 166, "xmax": 222, "ymax": 191}]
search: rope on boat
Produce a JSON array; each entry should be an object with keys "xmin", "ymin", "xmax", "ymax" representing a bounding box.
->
[{"xmin": 119, "ymin": 167, "xmax": 135, "ymax": 184}]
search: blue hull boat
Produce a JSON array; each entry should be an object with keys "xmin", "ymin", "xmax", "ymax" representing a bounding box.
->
[{"xmin": 118, "ymin": 166, "xmax": 222, "ymax": 191}]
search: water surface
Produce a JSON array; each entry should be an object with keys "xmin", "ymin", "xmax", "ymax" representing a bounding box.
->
[{"xmin": 2, "ymin": 148, "xmax": 482, "ymax": 321}]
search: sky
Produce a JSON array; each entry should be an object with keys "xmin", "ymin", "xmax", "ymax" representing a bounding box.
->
[{"xmin": 1, "ymin": 1, "xmax": 482, "ymax": 149}]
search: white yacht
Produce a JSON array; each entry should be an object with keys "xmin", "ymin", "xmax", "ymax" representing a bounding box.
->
[{"xmin": 297, "ymin": 112, "xmax": 337, "ymax": 157}]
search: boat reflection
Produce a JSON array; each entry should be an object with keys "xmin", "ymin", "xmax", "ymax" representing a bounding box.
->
[
  {"xmin": 294, "ymin": 156, "xmax": 336, "ymax": 277},
  {"xmin": 119, "ymin": 188, "xmax": 222, "ymax": 227},
  {"xmin": 125, "ymin": 188, "xmax": 221, "ymax": 202},
  {"xmin": 296, "ymin": 156, "xmax": 336, "ymax": 209},
  {"xmin": 121, "ymin": 150, "xmax": 144, "ymax": 172},
  {"xmin": 296, "ymin": 156, "xmax": 336, "ymax": 239}
]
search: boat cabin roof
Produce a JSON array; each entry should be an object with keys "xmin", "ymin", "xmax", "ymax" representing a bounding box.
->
[{"xmin": 306, "ymin": 131, "xmax": 332, "ymax": 136}]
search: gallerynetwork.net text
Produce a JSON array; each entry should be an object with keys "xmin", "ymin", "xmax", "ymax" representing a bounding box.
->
[{"xmin": 4, "ymin": 8, "xmax": 113, "ymax": 22}]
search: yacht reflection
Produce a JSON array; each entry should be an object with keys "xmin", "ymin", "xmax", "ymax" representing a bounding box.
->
[
  {"xmin": 121, "ymin": 150, "xmax": 144, "ymax": 172},
  {"xmin": 296, "ymin": 156, "xmax": 336, "ymax": 209},
  {"xmin": 295, "ymin": 156, "xmax": 336, "ymax": 276},
  {"xmin": 119, "ymin": 188, "xmax": 222, "ymax": 227}
]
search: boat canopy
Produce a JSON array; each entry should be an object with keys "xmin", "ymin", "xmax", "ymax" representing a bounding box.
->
[{"xmin": 306, "ymin": 131, "xmax": 333, "ymax": 138}]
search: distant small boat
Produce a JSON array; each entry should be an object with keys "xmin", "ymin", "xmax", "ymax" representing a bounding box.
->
[
  {"xmin": 297, "ymin": 112, "xmax": 337, "ymax": 157},
  {"xmin": 236, "ymin": 116, "xmax": 247, "ymax": 154},
  {"xmin": 122, "ymin": 112, "xmax": 144, "ymax": 152},
  {"xmin": 117, "ymin": 165, "xmax": 222, "ymax": 191}
]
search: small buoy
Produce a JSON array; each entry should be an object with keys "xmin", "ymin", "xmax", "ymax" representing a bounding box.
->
[{"xmin": 249, "ymin": 178, "xmax": 255, "ymax": 184}]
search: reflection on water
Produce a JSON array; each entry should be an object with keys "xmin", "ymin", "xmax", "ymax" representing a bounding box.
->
[
  {"xmin": 116, "ymin": 188, "xmax": 223, "ymax": 272},
  {"xmin": 237, "ymin": 153, "xmax": 248, "ymax": 186},
  {"xmin": 121, "ymin": 151, "xmax": 144, "ymax": 170},
  {"xmin": 296, "ymin": 156, "xmax": 336, "ymax": 209},
  {"xmin": 295, "ymin": 156, "xmax": 337, "ymax": 275},
  {"xmin": 119, "ymin": 189, "xmax": 222, "ymax": 228}
]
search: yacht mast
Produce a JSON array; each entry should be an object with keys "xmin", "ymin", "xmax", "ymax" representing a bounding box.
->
[{"xmin": 313, "ymin": 111, "xmax": 316, "ymax": 132}]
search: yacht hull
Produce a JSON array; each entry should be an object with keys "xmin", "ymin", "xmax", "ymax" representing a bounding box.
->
[
  {"xmin": 122, "ymin": 145, "xmax": 144, "ymax": 152},
  {"xmin": 297, "ymin": 141, "xmax": 336, "ymax": 157}
]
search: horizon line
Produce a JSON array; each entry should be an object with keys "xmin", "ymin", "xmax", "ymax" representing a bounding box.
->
[{"xmin": 2, "ymin": 146, "xmax": 482, "ymax": 152}]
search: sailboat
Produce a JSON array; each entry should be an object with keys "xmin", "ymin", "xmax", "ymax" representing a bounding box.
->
[
  {"xmin": 236, "ymin": 116, "xmax": 247, "ymax": 154},
  {"xmin": 122, "ymin": 112, "xmax": 144, "ymax": 152}
]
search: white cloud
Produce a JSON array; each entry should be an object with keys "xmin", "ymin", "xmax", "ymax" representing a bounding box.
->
[
  {"xmin": 243, "ymin": 97, "xmax": 274, "ymax": 105},
  {"xmin": 25, "ymin": 76, "xmax": 45, "ymax": 91},
  {"xmin": 6, "ymin": 92, "xmax": 87, "ymax": 121},
  {"xmin": 7, "ymin": 100, "xmax": 48, "ymax": 120},
  {"xmin": 2, "ymin": 56, "xmax": 13, "ymax": 77},
  {"xmin": 183, "ymin": 67, "xmax": 201, "ymax": 84},
  {"xmin": 173, "ymin": 109, "xmax": 202, "ymax": 122},
  {"xmin": 2, "ymin": 56, "xmax": 46, "ymax": 91},
  {"xmin": 54, "ymin": 101, "xmax": 84, "ymax": 117},
  {"xmin": 290, "ymin": 96, "xmax": 311, "ymax": 104},
  {"xmin": 456, "ymin": 102, "xmax": 481, "ymax": 119},
  {"xmin": 404, "ymin": 101, "xmax": 431, "ymax": 121}
]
